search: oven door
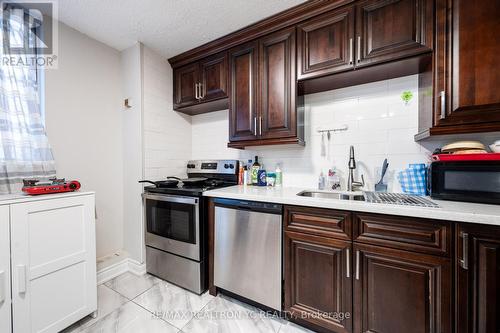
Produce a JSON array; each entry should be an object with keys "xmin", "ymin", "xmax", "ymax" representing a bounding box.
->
[{"xmin": 143, "ymin": 193, "xmax": 200, "ymax": 261}]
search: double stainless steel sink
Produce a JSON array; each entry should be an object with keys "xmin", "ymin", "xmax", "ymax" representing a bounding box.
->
[
  {"xmin": 297, "ymin": 190, "xmax": 365, "ymax": 201},
  {"xmin": 296, "ymin": 190, "xmax": 440, "ymax": 208}
]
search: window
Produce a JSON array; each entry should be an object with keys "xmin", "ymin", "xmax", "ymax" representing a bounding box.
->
[{"xmin": 0, "ymin": 4, "xmax": 56, "ymax": 193}]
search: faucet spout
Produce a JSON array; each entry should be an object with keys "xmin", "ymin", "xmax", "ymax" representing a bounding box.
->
[{"xmin": 347, "ymin": 146, "xmax": 364, "ymax": 192}]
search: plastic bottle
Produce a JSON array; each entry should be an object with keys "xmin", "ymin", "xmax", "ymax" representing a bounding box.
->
[
  {"xmin": 328, "ymin": 168, "xmax": 341, "ymax": 190},
  {"xmin": 318, "ymin": 171, "xmax": 326, "ymax": 190},
  {"xmin": 243, "ymin": 166, "xmax": 249, "ymax": 186},
  {"xmin": 275, "ymin": 164, "xmax": 283, "ymax": 186}
]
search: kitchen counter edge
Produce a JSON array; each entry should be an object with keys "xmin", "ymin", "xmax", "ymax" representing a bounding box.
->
[{"xmin": 203, "ymin": 186, "xmax": 500, "ymax": 226}]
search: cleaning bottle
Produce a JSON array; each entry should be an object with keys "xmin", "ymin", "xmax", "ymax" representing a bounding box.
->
[{"xmin": 275, "ymin": 164, "xmax": 283, "ymax": 186}]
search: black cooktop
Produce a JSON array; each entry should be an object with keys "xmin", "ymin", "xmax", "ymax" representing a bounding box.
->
[{"xmin": 144, "ymin": 181, "xmax": 236, "ymax": 197}]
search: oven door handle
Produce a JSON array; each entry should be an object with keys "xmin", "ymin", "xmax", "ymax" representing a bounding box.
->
[{"xmin": 142, "ymin": 193, "xmax": 199, "ymax": 205}]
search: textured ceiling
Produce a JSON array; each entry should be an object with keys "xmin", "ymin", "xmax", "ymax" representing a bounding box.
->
[{"xmin": 55, "ymin": 0, "xmax": 306, "ymax": 58}]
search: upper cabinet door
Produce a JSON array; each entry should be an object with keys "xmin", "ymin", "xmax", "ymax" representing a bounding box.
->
[
  {"xmin": 297, "ymin": 5, "xmax": 355, "ymax": 80},
  {"xmin": 174, "ymin": 62, "xmax": 200, "ymax": 108},
  {"xmin": 355, "ymin": 0, "xmax": 433, "ymax": 67},
  {"xmin": 259, "ymin": 27, "xmax": 296, "ymax": 140},
  {"xmin": 435, "ymin": 0, "xmax": 500, "ymax": 127},
  {"xmin": 200, "ymin": 52, "xmax": 228, "ymax": 102},
  {"xmin": 0, "ymin": 206, "xmax": 11, "ymax": 333},
  {"xmin": 228, "ymin": 41, "xmax": 259, "ymax": 141}
]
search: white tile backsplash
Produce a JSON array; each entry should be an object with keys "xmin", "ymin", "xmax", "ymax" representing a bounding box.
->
[
  {"xmin": 143, "ymin": 47, "xmax": 192, "ymax": 180},
  {"xmin": 190, "ymin": 74, "xmax": 499, "ymax": 192}
]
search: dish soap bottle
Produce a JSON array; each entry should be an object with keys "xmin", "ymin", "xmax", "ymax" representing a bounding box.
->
[
  {"xmin": 251, "ymin": 156, "xmax": 261, "ymax": 185},
  {"xmin": 328, "ymin": 168, "xmax": 341, "ymax": 190},
  {"xmin": 275, "ymin": 164, "xmax": 283, "ymax": 186}
]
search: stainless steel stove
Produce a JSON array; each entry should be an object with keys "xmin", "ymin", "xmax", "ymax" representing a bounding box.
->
[{"xmin": 142, "ymin": 160, "xmax": 239, "ymax": 294}]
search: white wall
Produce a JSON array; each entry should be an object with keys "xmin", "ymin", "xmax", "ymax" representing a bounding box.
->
[
  {"xmin": 45, "ymin": 21, "xmax": 124, "ymax": 259},
  {"xmin": 192, "ymin": 75, "xmax": 500, "ymax": 192},
  {"xmin": 121, "ymin": 43, "xmax": 144, "ymax": 263},
  {"xmin": 143, "ymin": 47, "xmax": 192, "ymax": 180}
]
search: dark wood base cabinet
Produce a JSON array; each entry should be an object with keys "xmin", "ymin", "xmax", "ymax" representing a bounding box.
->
[
  {"xmin": 284, "ymin": 207, "xmax": 456, "ymax": 333},
  {"xmin": 285, "ymin": 231, "xmax": 353, "ymax": 333},
  {"xmin": 353, "ymin": 243, "xmax": 451, "ymax": 333},
  {"xmin": 456, "ymin": 224, "xmax": 500, "ymax": 333}
]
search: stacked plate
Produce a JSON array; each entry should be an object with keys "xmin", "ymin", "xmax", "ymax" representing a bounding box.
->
[{"xmin": 441, "ymin": 141, "xmax": 487, "ymax": 154}]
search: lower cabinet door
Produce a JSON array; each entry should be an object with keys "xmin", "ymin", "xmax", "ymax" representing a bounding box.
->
[
  {"xmin": 353, "ymin": 243, "xmax": 451, "ymax": 333},
  {"xmin": 0, "ymin": 206, "xmax": 11, "ymax": 333},
  {"xmin": 284, "ymin": 231, "xmax": 352, "ymax": 333},
  {"xmin": 10, "ymin": 195, "xmax": 97, "ymax": 333},
  {"xmin": 456, "ymin": 224, "xmax": 500, "ymax": 333}
]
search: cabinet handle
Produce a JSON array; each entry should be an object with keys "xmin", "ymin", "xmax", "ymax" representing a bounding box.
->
[
  {"xmin": 346, "ymin": 248, "xmax": 350, "ymax": 278},
  {"xmin": 17, "ymin": 265, "xmax": 26, "ymax": 294},
  {"xmin": 259, "ymin": 116, "xmax": 262, "ymax": 136},
  {"xmin": 439, "ymin": 91, "xmax": 446, "ymax": 119},
  {"xmin": 355, "ymin": 250, "xmax": 360, "ymax": 280},
  {"xmin": 0, "ymin": 270, "xmax": 5, "ymax": 302},
  {"xmin": 357, "ymin": 36, "xmax": 361, "ymax": 63},
  {"xmin": 198, "ymin": 83, "xmax": 205, "ymax": 99},
  {"xmin": 254, "ymin": 117, "xmax": 257, "ymax": 136},
  {"xmin": 459, "ymin": 232, "xmax": 469, "ymax": 270},
  {"xmin": 349, "ymin": 38, "xmax": 353, "ymax": 64},
  {"xmin": 194, "ymin": 83, "xmax": 199, "ymax": 100}
]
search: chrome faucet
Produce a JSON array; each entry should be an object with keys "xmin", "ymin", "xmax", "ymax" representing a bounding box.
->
[{"xmin": 347, "ymin": 146, "xmax": 365, "ymax": 192}]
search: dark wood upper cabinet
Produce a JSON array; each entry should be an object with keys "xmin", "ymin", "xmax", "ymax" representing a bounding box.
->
[
  {"xmin": 285, "ymin": 231, "xmax": 353, "ymax": 333},
  {"xmin": 297, "ymin": 5, "xmax": 355, "ymax": 80},
  {"xmin": 174, "ymin": 62, "xmax": 199, "ymax": 109},
  {"xmin": 200, "ymin": 52, "xmax": 228, "ymax": 102},
  {"xmin": 417, "ymin": 0, "xmax": 500, "ymax": 138},
  {"xmin": 228, "ymin": 41, "xmax": 259, "ymax": 142},
  {"xmin": 228, "ymin": 28, "xmax": 304, "ymax": 148},
  {"xmin": 355, "ymin": 0, "xmax": 433, "ymax": 67},
  {"xmin": 259, "ymin": 27, "xmax": 296, "ymax": 140},
  {"xmin": 353, "ymin": 243, "xmax": 452, "ymax": 333},
  {"xmin": 173, "ymin": 52, "xmax": 228, "ymax": 115},
  {"xmin": 456, "ymin": 223, "xmax": 500, "ymax": 333}
]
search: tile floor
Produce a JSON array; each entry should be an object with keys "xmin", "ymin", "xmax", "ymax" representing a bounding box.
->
[{"xmin": 64, "ymin": 272, "xmax": 314, "ymax": 333}]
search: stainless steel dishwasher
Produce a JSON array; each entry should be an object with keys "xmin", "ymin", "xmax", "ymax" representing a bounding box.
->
[{"xmin": 213, "ymin": 198, "xmax": 282, "ymax": 311}]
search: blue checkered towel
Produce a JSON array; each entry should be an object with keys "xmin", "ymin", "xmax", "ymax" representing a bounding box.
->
[{"xmin": 398, "ymin": 163, "xmax": 428, "ymax": 196}]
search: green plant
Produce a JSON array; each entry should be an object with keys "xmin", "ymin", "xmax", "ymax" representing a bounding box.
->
[{"xmin": 401, "ymin": 90, "xmax": 413, "ymax": 104}]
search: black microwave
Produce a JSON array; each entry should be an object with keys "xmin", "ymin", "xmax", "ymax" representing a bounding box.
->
[{"xmin": 429, "ymin": 160, "xmax": 500, "ymax": 204}]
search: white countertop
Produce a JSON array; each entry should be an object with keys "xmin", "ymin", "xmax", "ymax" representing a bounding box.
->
[
  {"xmin": 0, "ymin": 190, "xmax": 95, "ymax": 206},
  {"xmin": 204, "ymin": 185, "xmax": 500, "ymax": 226}
]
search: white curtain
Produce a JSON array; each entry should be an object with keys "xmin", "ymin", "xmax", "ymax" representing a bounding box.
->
[{"xmin": 0, "ymin": 7, "xmax": 56, "ymax": 193}]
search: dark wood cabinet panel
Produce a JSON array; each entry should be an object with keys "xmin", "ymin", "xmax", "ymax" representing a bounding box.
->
[
  {"xmin": 285, "ymin": 205, "xmax": 352, "ymax": 240},
  {"xmin": 353, "ymin": 243, "xmax": 452, "ymax": 333},
  {"xmin": 456, "ymin": 224, "xmax": 500, "ymax": 333},
  {"xmin": 434, "ymin": 0, "xmax": 500, "ymax": 129},
  {"xmin": 353, "ymin": 213, "xmax": 451, "ymax": 257},
  {"xmin": 355, "ymin": 0, "xmax": 432, "ymax": 67},
  {"xmin": 285, "ymin": 231, "xmax": 352, "ymax": 333},
  {"xmin": 200, "ymin": 52, "xmax": 228, "ymax": 102},
  {"xmin": 228, "ymin": 41, "xmax": 259, "ymax": 142},
  {"xmin": 297, "ymin": 5, "xmax": 355, "ymax": 80},
  {"xmin": 259, "ymin": 27, "xmax": 296, "ymax": 140},
  {"xmin": 174, "ymin": 62, "xmax": 199, "ymax": 109}
]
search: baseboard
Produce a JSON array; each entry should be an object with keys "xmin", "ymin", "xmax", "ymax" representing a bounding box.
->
[{"xmin": 96, "ymin": 258, "xmax": 146, "ymax": 285}]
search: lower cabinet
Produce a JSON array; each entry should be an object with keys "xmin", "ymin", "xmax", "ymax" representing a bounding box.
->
[
  {"xmin": 284, "ymin": 206, "xmax": 455, "ymax": 333},
  {"xmin": 0, "ymin": 206, "xmax": 11, "ymax": 333},
  {"xmin": 353, "ymin": 243, "xmax": 451, "ymax": 333},
  {"xmin": 284, "ymin": 231, "xmax": 352, "ymax": 333},
  {"xmin": 4, "ymin": 194, "xmax": 97, "ymax": 333},
  {"xmin": 456, "ymin": 224, "xmax": 500, "ymax": 333}
]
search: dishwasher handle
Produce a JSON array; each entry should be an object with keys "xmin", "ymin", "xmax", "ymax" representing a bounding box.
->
[{"xmin": 213, "ymin": 198, "xmax": 282, "ymax": 214}]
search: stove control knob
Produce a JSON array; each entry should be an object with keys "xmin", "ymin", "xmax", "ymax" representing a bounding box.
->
[
  {"xmin": 224, "ymin": 164, "xmax": 229, "ymax": 169},
  {"xmin": 187, "ymin": 164, "xmax": 195, "ymax": 169},
  {"xmin": 229, "ymin": 164, "xmax": 234, "ymax": 169}
]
